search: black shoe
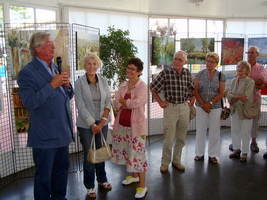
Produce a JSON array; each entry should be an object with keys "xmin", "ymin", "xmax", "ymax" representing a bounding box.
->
[
  {"xmin": 229, "ymin": 144, "xmax": 234, "ymax": 151},
  {"xmin": 263, "ymin": 152, "xmax": 267, "ymax": 159}
]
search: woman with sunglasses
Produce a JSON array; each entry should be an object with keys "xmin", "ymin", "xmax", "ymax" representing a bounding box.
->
[{"xmin": 111, "ymin": 58, "xmax": 148, "ymax": 199}]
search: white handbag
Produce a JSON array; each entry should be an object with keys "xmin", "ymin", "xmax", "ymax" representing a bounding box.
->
[{"xmin": 87, "ymin": 132, "xmax": 111, "ymax": 164}]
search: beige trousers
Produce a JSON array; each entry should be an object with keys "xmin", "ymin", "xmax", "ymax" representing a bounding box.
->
[{"xmin": 161, "ymin": 102, "xmax": 190, "ymax": 165}]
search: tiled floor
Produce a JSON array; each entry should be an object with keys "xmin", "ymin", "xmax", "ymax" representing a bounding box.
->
[{"xmin": 1, "ymin": 128, "xmax": 267, "ymax": 200}]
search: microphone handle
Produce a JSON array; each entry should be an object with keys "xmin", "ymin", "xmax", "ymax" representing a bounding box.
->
[{"xmin": 58, "ymin": 63, "xmax": 62, "ymax": 74}]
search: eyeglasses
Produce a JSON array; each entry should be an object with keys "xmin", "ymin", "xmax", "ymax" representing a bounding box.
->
[
  {"xmin": 44, "ymin": 42, "xmax": 55, "ymax": 47},
  {"xmin": 206, "ymin": 60, "xmax": 217, "ymax": 64},
  {"xmin": 126, "ymin": 66, "xmax": 138, "ymax": 71},
  {"xmin": 245, "ymin": 51, "xmax": 258, "ymax": 54}
]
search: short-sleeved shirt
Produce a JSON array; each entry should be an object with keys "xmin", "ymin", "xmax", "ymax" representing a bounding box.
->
[
  {"xmin": 195, "ymin": 69, "xmax": 226, "ymax": 109},
  {"xmin": 249, "ymin": 62, "xmax": 267, "ymax": 102},
  {"xmin": 150, "ymin": 67, "xmax": 194, "ymax": 104}
]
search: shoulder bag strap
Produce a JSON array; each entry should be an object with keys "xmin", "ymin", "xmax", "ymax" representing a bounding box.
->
[
  {"xmin": 219, "ymin": 72, "xmax": 224, "ymax": 108},
  {"xmin": 90, "ymin": 134, "xmax": 96, "ymax": 150}
]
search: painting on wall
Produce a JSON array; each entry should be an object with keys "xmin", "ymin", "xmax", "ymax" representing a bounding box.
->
[
  {"xmin": 221, "ymin": 38, "xmax": 244, "ymax": 65},
  {"xmin": 0, "ymin": 80, "xmax": 3, "ymax": 113},
  {"xmin": 151, "ymin": 37, "xmax": 175, "ymax": 66},
  {"xmin": 180, "ymin": 38, "xmax": 215, "ymax": 64},
  {"xmin": 12, "ymin": 88, "xmax": 30, "ymax": 133},
  {"xmin": 248, "ymin": 37, "xmax": 267, "ymax": 64},
  {"xmin": 76, "ymin": 31, "xmax": 100, "ymax": 70},
  {"xmin": 7, "ymin": 29, "xmax": 70, "ymax": 80}
]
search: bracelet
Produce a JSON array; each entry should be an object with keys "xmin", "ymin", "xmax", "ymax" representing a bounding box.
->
[
  {"xmin": 101, "ymin": 117, "xmax": 107, "ymax": 121},
  {"xmin": 209, "ymin": 101, "xmax": 213, "ymax": 105},
  {"xmin": 91, "ymin": 124, "xmax": 97, "ymax": 129}
]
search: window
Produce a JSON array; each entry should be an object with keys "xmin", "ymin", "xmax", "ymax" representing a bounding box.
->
[
  {"xmin": 9, "ymin": 5, "xmax": 56, "ymax": 25},
  {"xmin": 36, "ymin": 9, "xmax": 56, "ymax": 23},
  {"xmin": 189, "ymin": 19, "xmax": 206, "ymax": 38},
  {"xmin": 10, "ymin": 6, "xmax": 34, "ymax": 24}
]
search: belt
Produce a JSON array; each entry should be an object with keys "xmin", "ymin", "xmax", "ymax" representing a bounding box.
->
[{"xmin": 169, "ymin": 102, "xmax": 187, "ymax": 106}]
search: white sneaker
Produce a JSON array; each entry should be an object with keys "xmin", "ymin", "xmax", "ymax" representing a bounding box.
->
[
  {"xmin": 135, "ymin": 186, "xmax": 148, "ymax": 198},
  {"xmin": 122, "ymin": 176, "xmax": 140, "ymax": 185}
]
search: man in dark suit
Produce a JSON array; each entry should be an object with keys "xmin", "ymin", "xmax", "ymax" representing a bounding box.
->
[{"xmin": 17, "ymin": 32, "xmax": 74, "ymax": 200}]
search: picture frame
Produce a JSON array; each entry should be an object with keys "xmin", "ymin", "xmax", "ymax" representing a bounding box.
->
[{"xmin": 151, "ymin": 36, "xmax": 175, "ymax": 66}]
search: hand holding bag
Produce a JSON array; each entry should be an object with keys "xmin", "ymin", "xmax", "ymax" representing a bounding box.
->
[{"xmin": 87, "ymin": 132, "xmax": 111, "ymax": 164}]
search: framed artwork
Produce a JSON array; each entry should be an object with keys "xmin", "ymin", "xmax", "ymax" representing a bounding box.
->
[
  {"xmin": 221, "ymin": 38, "xmax": 244, "ymax": 65},
  {"xmin": 76, "ymin": 31, "xmax": 100, "ymax": 70},
  {"xmin": 248, "ymin": 37, "xmax": 267, "ymax": 64},
  {"xmin": 151, "ymin": 36, "xmax": 175, "ymax": 66},
  {"xmin": 12, "ymin": 88, "xmax": 30, "ymax": 133},
  {"xmin": 180, "ymin": 38, "xmax": 215, "ymax": 64},
  {"xmin": 7, "ymin": 29, "xmax": 70, "ymax": 80},
  {"xmin": 0, "ymin": 80, "xmax": 3, "ymax": 113}
]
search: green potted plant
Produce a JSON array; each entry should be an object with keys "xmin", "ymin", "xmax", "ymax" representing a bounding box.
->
[{"xmin": 100, "ymin": 26, "xmax": 138, "ymax": 90}]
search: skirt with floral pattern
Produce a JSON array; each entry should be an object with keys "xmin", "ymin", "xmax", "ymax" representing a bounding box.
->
[{"xmin": 111, "ymin": 125, "xmax": 147, "ymax": 173}]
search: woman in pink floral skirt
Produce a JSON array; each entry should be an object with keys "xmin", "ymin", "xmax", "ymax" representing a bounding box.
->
[{"xmin": 111, "ymin": 58, "xmax": 148, "ymax": 199}]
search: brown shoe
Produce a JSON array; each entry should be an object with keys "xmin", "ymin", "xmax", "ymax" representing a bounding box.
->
[
  {"xmin": 160, "ymin": 164, "xmax": 168, "ymax": 173},
  {"xmin": 172, "ymin": 163, "xmax": 185, "ymax": 171}
]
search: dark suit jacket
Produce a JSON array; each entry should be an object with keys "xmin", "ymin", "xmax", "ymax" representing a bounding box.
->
[{"xmin": 17, "ymin": 57, "xmax": 74, "ymax": 148}]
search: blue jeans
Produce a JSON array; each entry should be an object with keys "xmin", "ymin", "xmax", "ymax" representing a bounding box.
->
[{"xmin": 78, "ymin": 123, "xmax": 108, "ymax": 189}]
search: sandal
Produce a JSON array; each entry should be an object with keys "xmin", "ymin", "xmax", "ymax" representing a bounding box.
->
[
  {"xmin": 194, "ymin": 155, "xmax": 204, "ymax": 161},
  {"xmin": 209, "ymin": 156, "xmax": 218, "ymax": 164},
  {"xmin": 229, "ymin": 149, "xmax": 241, "ymax": 158},
  {"xmin": 98, "ymin": 182, "xmax": 112, "ymax": 190},
  {"xmin": 240, "ymin": 154, "xmax": 247, "ymax": 162},
  {"xmin": 87, "ymin": 188, "xmax": 96, "ymax": 198}
]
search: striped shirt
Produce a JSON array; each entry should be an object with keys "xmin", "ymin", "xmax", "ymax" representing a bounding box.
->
[{"xmin": 150, "ymin": 67, "xmax": 194, "ymax": 104}]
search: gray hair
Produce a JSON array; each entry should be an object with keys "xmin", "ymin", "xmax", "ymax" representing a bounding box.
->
[
  {"xmin": 248, "ymin": 46, "xmax": 260, "ymax": 54},
  {"xmin": 174, "ymin": 50, "xmax": 188, "ymax": 61},
  {"xmin": 29, "ymin": 32, "xmax": 51, "ymax": 57}
]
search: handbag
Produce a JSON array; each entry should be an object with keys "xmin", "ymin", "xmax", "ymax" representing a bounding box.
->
[
  {"xmin": 219, "ymin": 72, "xmax": 230, "ymax": 120},
  {"xmin": 189, "ymin": 105, "xmax": 196, "ymax": 120},
  {"xmin": 243, "ymin": 100, "xmax": 260, "ymax": 119},
  {"xmin": 221, "ymin": 105, "xmax": 230, "ymax": 120},
  {"xmin": 87, "ymin": 132, "xmax": 111, "ymax": 164}
]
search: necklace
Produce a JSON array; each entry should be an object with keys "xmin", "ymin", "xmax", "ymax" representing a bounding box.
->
[{"xmin": 127, "ymin": 78, "xmax": 139, "ymax": 91}]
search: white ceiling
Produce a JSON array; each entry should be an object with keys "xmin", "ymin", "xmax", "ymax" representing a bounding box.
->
[{"xmin": 12, "ymin": 0, "xmax": 267, "ymax": 19}]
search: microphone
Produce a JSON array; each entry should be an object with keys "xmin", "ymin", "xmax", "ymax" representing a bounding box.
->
[{"xmin": 56, "ymin": 57, "xmax": 62, "ymax": 74}]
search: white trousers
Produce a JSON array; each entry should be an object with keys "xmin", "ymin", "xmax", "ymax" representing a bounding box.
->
[
  {"xmin": 231, "ymin": 112, "xmax": 253, "ymax": 154},
  {"xmin": 195, "ymin": 106, "xmax": 221, "ymax": 157}
]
